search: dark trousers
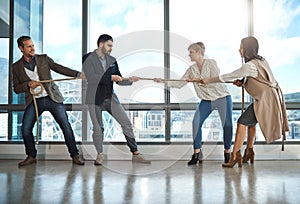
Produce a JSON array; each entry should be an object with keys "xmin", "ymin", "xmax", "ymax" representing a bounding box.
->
[{"xmin": 22, "ymin": 96, "xmax": 79, "ymax": 158}]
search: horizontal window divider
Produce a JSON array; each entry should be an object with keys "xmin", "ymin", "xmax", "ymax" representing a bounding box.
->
[
  {"xmin": 1, "ymin": 141, "xmax": 300, "ymax": 145},
  {"xmin": 0, "ymin": 102, "xmax": 300, "ymax": 112}
]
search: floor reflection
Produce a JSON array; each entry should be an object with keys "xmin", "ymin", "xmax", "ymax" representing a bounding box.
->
[
  {"xmin": 20, "ymin": 164, "xmax": 38, "ymax": 203},
  {"xmin": 0, "ymin": 160, "xmax": 300, "ymax": 203}
]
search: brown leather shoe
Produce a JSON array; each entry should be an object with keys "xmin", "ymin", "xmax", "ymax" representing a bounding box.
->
[
  {"xmin": 18, "ymin": 156, "xmax": 37, "ymax": 166},
  {"xmin": 72, "ymin": 155, "xmax": 85, "ymax": 165}
]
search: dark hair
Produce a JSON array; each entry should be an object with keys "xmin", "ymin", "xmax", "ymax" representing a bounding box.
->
[
  {"xmin": 17, "ymin": 35, "xmax": 31, "ymax": 47},
  {"xmin": 241, "ymin": 36, "xmax": 264, "ymax": 63},
  {"xmin": 97, "ymin": 34, "xmax": 113, "ymax": 47}
]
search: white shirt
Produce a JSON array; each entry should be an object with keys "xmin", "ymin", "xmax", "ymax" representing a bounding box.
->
[
  {"xmin": 167, "ymin": 59, "xmax": 230, "ymax": 101},
  {"xmin": 24, "ymin": 66, "xmax": 48, "ymax": 98},
  {"xmin": 219, "ymin": 61, "xmax": 258, "ymax": 82}
]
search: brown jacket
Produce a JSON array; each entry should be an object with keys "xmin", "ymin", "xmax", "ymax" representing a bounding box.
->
[
  {"xmin": 244, "ymin": 59, "xmax": 289, "ymax": 143},
  {"xmin": 12, "ymin": 54, "xmax": 80, "ymax": 107}
]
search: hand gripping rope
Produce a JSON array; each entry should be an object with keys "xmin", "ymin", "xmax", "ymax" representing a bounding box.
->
[{"xmin": 29, "ymin": 77, "xmax": 80, "ymax": 144}]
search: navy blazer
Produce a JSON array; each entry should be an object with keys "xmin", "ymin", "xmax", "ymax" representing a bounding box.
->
[
  {"xmin": 12, "ymin": 54, "xmax": 80, "ymax": 107},
  {"xmin": 83, "ymin": 50, "xmax": 132, "ymax": 105}
]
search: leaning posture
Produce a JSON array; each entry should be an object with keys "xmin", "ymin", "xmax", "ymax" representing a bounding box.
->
[
  {"xmin": 12, "ymin": 35, "xmax": 85, "ymax": 166},
  {"xmin": 83, "ymin": 34, "xmax": 150, "ymax": 165},
  {"xmin": 199, "ymin": 36, "xmax": 289, "ymax": 167},
  {"xmin": 155, "ymin": 42, "xmax": 233, "ymax": 165}
]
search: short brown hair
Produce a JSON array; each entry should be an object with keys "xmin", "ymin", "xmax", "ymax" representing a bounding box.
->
[{"xmin": 17, "ymin": 36, "xmax": 31, "ymax": 47}]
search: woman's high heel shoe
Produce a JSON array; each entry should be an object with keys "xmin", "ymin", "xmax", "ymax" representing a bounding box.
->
[
  {"xmin": 222, "ymin": 150, "xmax": 242, "ymax": 168},
  {"xmin": 187, "ymin": 150, "xmax": 203, "ymax": 165},
  {"xmin": 242, "ymin": 147, "xmax": 255, "ymax": 163}
]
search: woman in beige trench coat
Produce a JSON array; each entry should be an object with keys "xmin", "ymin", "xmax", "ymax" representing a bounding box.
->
[{"xmin": 188, "ymin": 36, "xmax": 289, "ymax": 168}]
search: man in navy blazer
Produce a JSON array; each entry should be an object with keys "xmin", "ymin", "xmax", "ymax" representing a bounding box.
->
[
  {"xmin": 12, "ymin": 35, "xmax": 85, "ymax": 166},
  {"xmin": 83, "ymin": 34, "xmax": 150, "ymax": 165}
]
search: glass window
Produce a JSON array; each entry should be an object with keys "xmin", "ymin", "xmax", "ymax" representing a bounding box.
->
[
  {"xmin": 169, "ymin": 0, "xmax": 248, "ymax": 103},
  {"xmin": 87, "ymin": 110, "xmax": 165, "ymax": 142},
  {"xmin": 0, "ymin": 39, "xmax": 9, "ymax": 104},
  {"xmin": 253, "ymin": 0, "xmax": 300, "ymax": 97},
  {"xmin": 171, "ymin": 110, "xmax": 248, "ymax": 142},
  {"xmin": 43, "ymin": 0, "xmax": 82, "ymax": 104},
  {"xmin": 12, "ymin": 112, "xmax": 23, "ymax": 141},
  {"xmin": 0, "ymin": 0, "xmax": 9, "ymax": 104},
  {"xmin": 170, "ymin": 109, "xmax": 300, "ymax": 142},
  {"xmin": 89, "ymin": 0, "xmax": 164, "ymax": 103},
  {"xmin": 40, "ymin": 111, "xmax": 82, "ymax": 142},
  {"xmin": 0, "ymin": 113, "xmax": 8, "ymax": 141},
  {"xmin": 13, "ymin": 0, "xmax": 43, "ymax": 104},
  {"xmin": 12, "ymin": 111, "xmax": 82, "ymax": 142},
  {"xmin": 11, "ymin": 0, "xmax": 83, "ymax": 141},
  {"xmin": 253, "ymin": 0, "xmax": 300, "ymax": 141},
  {"xmin": 286, "ymin": 110, "xmax": 300, "ymax": 141}
]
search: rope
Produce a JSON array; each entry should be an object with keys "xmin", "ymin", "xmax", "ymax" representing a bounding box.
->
[
  {"xmin": 241, "ymin": 86, "xmax": 245, "ymax": 114},
  {"xmin": 122, "ymin": 77, "xmax": 187, "ymax": 82},
  {"xmin": 29, "ymin": 76, "xmax": 237, "ymax": 145},
  {"xmin": 29, "ymin": 77, "xmax": 79, "ymax": 144},
  {"xmin": 122, "ymin": 77, "xmax": 235, "ymax": 83}
]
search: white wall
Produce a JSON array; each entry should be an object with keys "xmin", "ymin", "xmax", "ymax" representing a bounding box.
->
[{"xmin": 0, "ymin": 144, "xmax": 299, "ymax": 161}]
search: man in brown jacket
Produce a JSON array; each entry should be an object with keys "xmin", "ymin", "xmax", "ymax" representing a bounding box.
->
[{"xmin": 12, "ymin": 35, "xmax": 85, "ymax": 166}]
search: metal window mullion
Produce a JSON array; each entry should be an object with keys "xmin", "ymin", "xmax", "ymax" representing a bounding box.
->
[
  {"xmin": 81, "ymin": 0, "xmax": 89, "ymax": 141},
  {"xmin": 8, "ymin": 0, "xmax": 14, "ymax": 140},
  {"xmin": 164, "ymin": 0, "xmax": 171, "ymax": 141}
]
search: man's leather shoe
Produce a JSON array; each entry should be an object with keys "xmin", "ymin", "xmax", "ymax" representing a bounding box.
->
[
  {"xmin": 18, "ymin": 156, "xmax": 37, "ymax": 166},
  {"xmin": 94, "ymin": 153, "xmax": 104, "ymax": 165},
  {"xmin": 72, "ymin": 155, "xmax": 85, "ymax": 165},
  {"xmin": 132, "ymin": 154, "xmax": 151, "ymax": 164}
]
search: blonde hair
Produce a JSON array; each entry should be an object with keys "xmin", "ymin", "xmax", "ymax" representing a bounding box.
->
[{"xmin": 188, "ymin": 42, "xmax": 205, "ymax": 56}]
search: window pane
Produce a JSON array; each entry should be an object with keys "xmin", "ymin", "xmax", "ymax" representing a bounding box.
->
[
  {"xmin": 13, "ymin": 0, "xmax": 43, "ymax": 104},
  {"xmin": 170, "ymin": 109, "xmax": 300, "ymax": 142},
  {"xmin": 40, "ymin": 111, "xmax": 82, "ymax": 142},
  {"xmin": 12, "ymin": 112, "xmax": 23, "ymax": 141},
  {"xmin": 287, "ymin": 110, "xmax": 300, "ymax": 141},
  {"xmin": 89, "ymin": 0, "xmax": 164, "ymax": 103},
  {"xmin": 0, "ymin": 113, "xmax": 8, "ymax": 141},
  {"xmin": 115, "ymin": 52, "xmax": 164, "ymax": 103},
  {"xmin": 0, "ymin": 0, "xmax": 9, "ymax": 104},
  {"xmin": 0, "ymin": 39, "xmax": 8, "ymax": 104},
  {"xmin": 170, "ymin": 110, "xmax": 241, "ymax": 142},
  {"xmin": 253, "ymin": 0, "xmax": 300, "ymax": 98},
  {"xmin": 87, "ymin": 110, "xmax": 165, "ymax": 142},
  {"xmin": 170, "ymin": 110, "xmax": 240, "ymax": 142},
  {"xmin": 12, "ymin": 111, "xmax": 82, "ymax": 142},
  {"xmin": 43, "ymin": 0, "xmax": 82, "ymax": 104},
  {"xmin": 253, "ymin": 0, "xmax": 300, "ymax": 141},
  {"xmin": 169, "ymin": 0, "xmax": 248, "ymax": 103}
]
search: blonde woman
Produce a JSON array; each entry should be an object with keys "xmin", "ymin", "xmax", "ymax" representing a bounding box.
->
[{"xmin": 155, "ymin": 42, "xmax": 233, "ymax": 165}]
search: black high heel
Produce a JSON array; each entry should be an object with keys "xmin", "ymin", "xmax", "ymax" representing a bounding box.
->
[
  {"xmin": 187, "ymin": 150, "xmax": 203, "ymax": 165},
  {"xmin": 224, "ymin": 152, "xmax": 230, "ymax": 163}
]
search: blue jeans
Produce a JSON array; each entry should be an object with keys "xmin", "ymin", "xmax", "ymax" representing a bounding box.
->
[
  {"xmin": 22, "ymin": 96, "xmax": 79, "ymax": 158},
  {"xmin": 193, "ymin": 95, "xmax": 233, "ymax": 150}
]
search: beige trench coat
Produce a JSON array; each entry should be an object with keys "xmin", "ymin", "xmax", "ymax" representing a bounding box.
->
[{"xmin": 244, "ymin": 59, "xmax": 289, "ymax": 144}]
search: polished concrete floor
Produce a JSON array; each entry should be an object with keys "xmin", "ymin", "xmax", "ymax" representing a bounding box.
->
[{"xmin": 1, "ymin": 159, "xmax": 300, "ymax": 204}]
